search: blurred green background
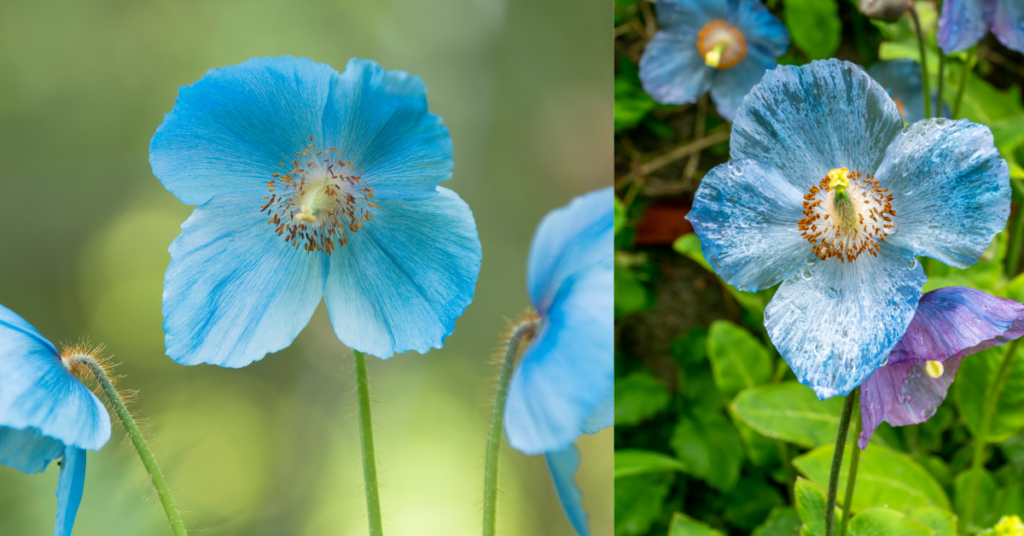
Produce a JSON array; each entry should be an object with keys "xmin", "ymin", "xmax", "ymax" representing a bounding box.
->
[{"xmin": 0, "ymin": 0, "xmax": 611, "ymax": 534}]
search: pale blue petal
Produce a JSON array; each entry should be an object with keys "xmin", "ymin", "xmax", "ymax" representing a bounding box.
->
[
  {"xmin": 528, "ymin": 187, "xmax": 613, "ymax": 316},
  {"xmin": 581, "ymin": 389, "xmax": 613, "ymax": 435},
  {"xmin": 0, "ymin": 426, "xmax": 63, "ymax": 474},
  {"xmin": 937, "ymin": 0, "xmax": 988, "ymax": 53},
  {"xmin": 730, "ymin": 59, "xmax": 903, "ymax": 191},
  {"xmin": 687, "ymin": 159, "xmax": 812, "ymax": 292},
  {"xmin": 54, "ymin": 447, "xmax": 85, "ymax": 536},
  {"xmin": 710, "ymin": 47, "xmax": 776, "ymax": 124},
  {"xmin": 876, "ymin": 119, "xmax": 1011, "ymax": 269},
  {"xmin": 163, "ymin": 192, "xmax": 327, "ymax": 367},
  {"xmin": 765, "ymin": 245, "xmax": 926, "ymax": 399},
  {"xmin": 320, "ymin": 58, "xmax": 453, "ymax": 202},
  {"xmin": 505, "ymin": 268, "xmax": 613, "ymax": 454},
  {"xmin": 0, "ymin": 305, "xmax": 110, "ymax": 451},
  {"xmin": 547, "ymin": 445, "xmax": 589, "ymax": 536},
  {"xmin": 653, "ymin": 0, "xmax": 728, "ymax": 33},
  {"xmin": 150, "ymin": 56, "xmax": 336, "ymax": 205},
  {"xmin": 733, "ymin": 0, "xmax": 789, "ymax": 58},
  {"xmin": 323, "ymin": 187, "xmax": 480, "ymax": 358},
  {"xmin": 639, "ymin": 30, "xmax": 714, "ymax": 106},
  {"xmin": 989, "ymin": 0, "xmax": 1024, "ymax": 55}
]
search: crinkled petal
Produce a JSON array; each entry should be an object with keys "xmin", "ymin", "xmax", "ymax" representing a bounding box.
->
[
  {"xmin": 639, "ymin": 30, "xmax": 714, "ymax": 106},
  {"xmin": 0, "ymin": 426, "xmax": 64, "ymax": 474},
  {"xmin": 323, "ymin": 187, "xmax": 480, "ymax": 358},
  {"xmin": 0, "ymin": 306, "xmax": 110, "ymax": 451},
  {"xmin": 989, "ymin": 0, "xmax": 1024, "ymax": 55},
  {"xmin": 730, "ymin": 59, "xmax": 903, "ymax": 192},
  {"xmin": 581, "ymin": 389, "xmax": 613, "ymax": 435},
  {"xmin": 150, "ymin": 56, "xmax": 335, "ymax": 205},
  {"xmin": 937, "ymin": 0, "xmax": 989, "ymax": 53},
  {"xmin": 163, "ymin": 192, "xmax": 327, "ymax": 367},
  {"xmin": 765, "ymin": 245, "xmax": 926, "ymax": 399},
  {"xmin": 709, "ymin": 48, "xmax": 776, "ymax": 122},
  {"xmin": 54, "ymin": 446, "xmax": 86, "ymax": 536},
  {"xmin": 733, "ymin": 0, "xmax": 789, "ymax": 58},
  {"xmin": 320, "ymin": 58, "xmax": 454, "ymax": 202},
  {"xmin": 653, "ymin": 0, "xmax": 729, "ymax": 33},
  {"xmin": 546, "ymin": 445, "xmax": 589, "ymax": 536},
  {"xmin": 528, "ymin": 187, "xmax": 613, "ymax": 316},
  {"xmin": 687, "ymin": 159, "xmax": 812, "ymax": 292},
  {"xmin": 886, "ymin": 356, "xmax": 964, "ymax": 426},
  {"xmin": 859, "ymin": 361, "xmax": 914, "ymax": 449},
  {"xmin": 876, "ymin": 119, "xmax": 1011, "ymax": 269},
  {"xmin": 505, "ymin": 268, "xmax": 613, "ymax": 454}
]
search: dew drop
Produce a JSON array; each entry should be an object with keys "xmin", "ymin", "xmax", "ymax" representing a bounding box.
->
[
  {"xmin": 734, "ymin": 164, "xmax": 743, "ymax": 176},
  {"xmin": 800, "ymin": 267, "xmax": 813, "ymax": 280},
  {"xmin": 828, "ymin": 288, "xmax": 839, "ymax": 299},
  {"xmin": 907, "ymin": 258, "xmax": 918, "ymax": 270},
  {"xmin": 902, "ymin": 127, "xmax": 910, "ymax": 135}
]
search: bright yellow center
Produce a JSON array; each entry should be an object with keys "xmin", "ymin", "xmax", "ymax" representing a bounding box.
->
[
  {"xmin": 924, "ymin": 360, "xmax": 944, "ymax": 379},
  {"xmin": 798, "ymin": 167, "xmax": 896, "ymax": 263}
]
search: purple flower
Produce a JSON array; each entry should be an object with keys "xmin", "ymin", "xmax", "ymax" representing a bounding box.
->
[
  {"xmin": 859, "ymin": 287, "xmax": 1024, "ymax": 448},
  {"xmin": 937, "ymin": 0, "xmax": 1024, "ymax": 54}
]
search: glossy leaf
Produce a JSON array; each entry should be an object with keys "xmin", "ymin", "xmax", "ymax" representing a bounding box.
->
[
  {"xmin": 784, "ymin": 0, "xmax": 841, "ymax": 60},
  {"xmin": 707, "ymin": 320, "xmax": 773, "ymax": 398},
  {"xmin": 731, "ymin": 382, "xmax": 846, "ymax": 448},
  {"xmin": 615, "ymin": 370, "xmax": 671, "ymax": 426},
  {"xmin": 614, "ymin": 449, "xmax": 688, "ymax": 479},
  {"xmin": 846, "ymin": 507, "xmax": 933, "ymax": 536},
  {"xmin": 668, "ymin": 513, "xmax": 727, "ymax": 536}
]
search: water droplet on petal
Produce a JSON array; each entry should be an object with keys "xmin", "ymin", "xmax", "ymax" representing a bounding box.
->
[
  {"xmin": 902, "ymin": 127, "xmax": 910, "ymax": 135},
  {"xmin": 907, "ymin": 258, "xmax": 918, "ymax": 269},
  {"xmin": 734, "ymin": 164, "xmax": 743, "ymax": 176},
  {"xmin": 828, "ymin": 288, "xmax": 839, "ymax": 299},
  {"xmin": 801, "ymin": 267, "xmax": 813, "ymax": 280}
]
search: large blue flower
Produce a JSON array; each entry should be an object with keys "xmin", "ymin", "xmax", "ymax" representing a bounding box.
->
[
  {"xmin": 867, "ymin": 59, "xmax": 946, "ymax": 124},
  {"xmin": 937, "ymin": 0, "xmax": 1024, "ymax": 54},
  {"xmin": 639, "ymin": 0, "xmax": 789, "ymax": 121},
  {"xmin": 150, "ymin": 57, "xmax": 481, "ymax": 366},
  {"xmin": 0, "ymin": 304, "xmax": 111, "ymax": 536},
  {"xmin": 687, "ymin": 59, "xmax": 1010, "ymax": 399},
  {"xmin": 503, "ymin": 187, "xmax": 613, "ymax": 536}
]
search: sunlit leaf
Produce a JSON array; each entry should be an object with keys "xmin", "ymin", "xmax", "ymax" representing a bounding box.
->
[{"xmin": 731, "ymin": 382, "xmax": 845, "ymax": 448}]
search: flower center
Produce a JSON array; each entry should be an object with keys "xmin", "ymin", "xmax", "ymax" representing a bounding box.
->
[
  {"xmin": 924, "ymin": 360, "xmax": 944, "ymax": 379},
  {"xmin": 697, "ymin": 20, "xmax": 747, "ymax": 69},
  {"xmin": 262, "ymin": 136, "xmax": 377, "ymax": 254},
  {"xmin": 798, "ymin": 167, "xmax": 896, "ymax": 263}
]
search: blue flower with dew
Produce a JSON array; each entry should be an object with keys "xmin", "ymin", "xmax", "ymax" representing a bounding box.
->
[
  {"xmin": 686, "ymin": 59, "xmax": 1010, "ymax": 399},
  {"xmin": 0, "ymin": 304, "xmax": 111, "ymax": 536},
  {"xmin": 639, "ymin": 0, "xmax": 788, "ymax": 121},
  {"xmin": 150, "ymin": 56, "xmax": 482, "ymax": 366},
  {"xmin": 867, "ymin": 59, "xmax": 947, "ymax": 125},
  {"xmin": 502, "ymin": 188, "xmax": 613, "ymax": 536},
  {"xmin": 937, "ymin": 0, "xmax": 1024, "ymax": 54}
]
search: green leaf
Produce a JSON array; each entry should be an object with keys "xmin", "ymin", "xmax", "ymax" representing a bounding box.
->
[
  {"xmin": 615, "ymin": 76, "xmax": 656, "ymax": 133},
  {"xmin": 846, "ymin": 507, "xmax": 934, "ymax": 536},
  {"xmin": 614, "ymin": 195, "xmax": 627, "ymax": 236},
  {"xmin": 723, "ymin": 473, "xmax": 785, "ymax": 530},
  {"xmin": 953, "ymin": 344, "xmax": 1024, "ymax": 442},
  {"xmin": 614, "ymin": 449, "xmax": 688, "ymax": 479},
  {"xmin": 734, "ymin": 415, "xmax": 782, "ymax": 467},
  {"xmin": 793, "ymin": 443, "xmax": 951, "ymax": 512},
  {"xmin": 906, "ymin": 506, "xmax": 958, "ymax": 536},
  {"xmin": 784, "ymin": 0, "xmax": 841, "ymax": 60},
  {"xmin": 670, "ymin": 413, "xmax": 744, "ymax": 491},
  {"xmin": 667, "ymin": 513, "xmax": 727, "ymax": 536},
  {"xmin": 615, "ymin": 371, "xmax": 671, "ymax": 426},
  {"xmin": 706, "ymin": 321, "xmax": 773, "ymax": 398},
  {"xmin": 615, "ymin": 472, "xmax": 675, "ymax": 536},
  {"xmin": 794, "ymin": 477, "xmax": 843, "ymax": 536},
  {"xmin": 731, "ymin": 382, "xmax": 846, "ymax": 448},
  {"xmin": 953, "ymin": 469, "xmax": 999, "ymax": 530},
  {"xmin": 751, "ymin": 506, "xmax": 802, "ymax": 536},
  {"xmin": 615, "ymin": 266, "xmax": 650, "ymax": 316},
  {"xmin": 673, "ymin": 233, "xmax": 712, "ymax": 272}
]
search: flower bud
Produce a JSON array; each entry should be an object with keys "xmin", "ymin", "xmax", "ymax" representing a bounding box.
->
[{"xmin": 859, "ymin": 0, "xmax": 907, "ymax": 22}]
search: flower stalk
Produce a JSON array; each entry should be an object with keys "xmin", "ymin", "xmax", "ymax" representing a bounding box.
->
[
  {"xmin": 840, "ymin": 389, "xmax": 861, "ymax": 536},
  {"xmin": 826, "ymin": 392, "xmax": 856, "ymax": 536},
  {"xmin": 353, "ymin": 350, "xmax": 384, "ymax": 536},
  {"xmin": 908, "ymin": 4, "xmax": 931, "ymax": 120},
  {"xmin": 953, "ymin": 50, "xmax": 978, "ymax": 119}
]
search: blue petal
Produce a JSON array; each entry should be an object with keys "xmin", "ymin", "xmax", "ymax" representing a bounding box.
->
[
  {"xmin": 733, "ymin": 0, "xmax": 789, "ymax": 59},
  {"xmin": 54, "ymin": 446, "xmax": 86, "ymax": 536},
  {"xmin": 0, "ymin": 305, "xmax": 110, "ymax": 450},
  {"xmin": 163, "ymin": 191, "xmax": 328, "ymax": 367},
  {"xmin": 876, "ymin": 119, "xmax": 1010, "ymax": 269},
  {"xmin": 765, "ymin": 245, "xmax": 926, "ymax": 399},
  {"xmin": 730, "ymin": 59, "xmax": 903, "ymax": 192},
  {"xmin": 652, "ymin": 0, "xmax": 729, "ymax": 33},
  {"xmin": 546, "ymin": 445, "xmax": 589, "ymax": 536},
  {"xmin": 322, "ymin": 187, "xmax": 481, "ymax": 358},
  {"xmin": 150, "ymin": 56, "xmax": 336, "ymax": 205},
  {"xmin": 639, "ymin": 30, "xmax": 714, "ymax": 106},
  {"xmin": 0, "ymin": 426, "xmax": 64, "ymax": 474},
  {"xmin": 989, "ymin": 0, "xmax": 1024, "ymax": 54},
  {"xmin": 937, "ymin": 0, "xmax": 988, "ymax": 53},
  {"xmin": 320, "ymin": 58, "xmax": 454, "ymax": 202},
  {"xmin": 528, "ymin": 187, "xmax": 613, "ymax": 316},
  {"xmin": 867, "ymin": 60, "xmax": 926, "ymax": 124},
  {"xmin": 687, "ymin": 159, "xmax": 812, "ymax": 292},
  {"xmin": 505, "ymin": 268, "xmax": 613, "ymax": 454},
  {"xmin": 581, "ymin": 389, "xmax": 613, "ymax": 435},
  {"xmin": 710, "ymin": 47, "xmax": 776, "ymax": 123}
]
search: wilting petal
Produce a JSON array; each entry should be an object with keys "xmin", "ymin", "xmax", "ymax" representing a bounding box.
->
[
  {"xmin": 323, "ymin": 187, "xmax": 481, "ymax": 358},
  {"xmin": 639, "ymin": 30, "xmax": 714, "ymax": 106},
  {"xmin": 988, "ymin": 0, "xmax": 1024, "ymax": 54},
  {"xmin": 886, "ymin": 356, "xmax": 964, "ymax": 426},
  {"xmin": 937, "ymin": 0, "xmax": 989, "ymax": 53},
  {"xmin": 859, "ymin": 360, "xmax": 913, "ymax": 448},
  {"xmin": 54, "ymin": 446, "xmax": 86, "ymax": 536},
  {"xmin": 547, "ymin": 445, "xmax": 589, "ymax": 536},
  {"xmin": 0, "ymin": 426, "xmax": 64, "ymax": 474},
  {"xmin": 876, "ymin": 119, "xmax": 1010, "ymax": 269},
  {"xmin": 687, "ymin": 159, "xmax": 812, "ymax": 292},
  {"xmin": 710, "ymin": 48, "xmax": 777, "ymax": 122},
  {"xmin": 163, "ymin": 192, "xmax": 327, "ymax": 367}
]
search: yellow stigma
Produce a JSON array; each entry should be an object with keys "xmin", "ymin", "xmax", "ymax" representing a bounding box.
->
[
  {"xmin": 798, "ymin": 167, "xmax": 896, "ymax": 262},
  {"xmin": 827, "ymin": 167, "xmax": 851, "ymax": 190},
  {"xmin": 704, "ymin": 43, "xmax": 725, "ymax": 67},
  {"xmin": 994, "ymin": 515, "xmax": 1024, "ymax": 536},
  {"xmin": 295, "ymin": 204, "xmax": 316, "ymax": 223},
  {"xmin": 925, "ymin": 360, "xmax": 944, "ymax": 379}
]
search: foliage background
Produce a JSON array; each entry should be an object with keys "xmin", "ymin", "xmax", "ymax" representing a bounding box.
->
[
  {"xmin": 614, "ymin": 0, "xmax": 1024, "ymax": 535},
  {"xmin": 0, "ymin": 0, "xmax": 611, "ymax": 534}
]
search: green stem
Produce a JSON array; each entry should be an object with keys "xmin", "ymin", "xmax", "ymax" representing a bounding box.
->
[
  {"xmin": 483, "ymin": 321, "xmax": 537, "ymax": 536},
  {"xmin": 937, "ymin": 54, "xmax": 945, "ymax": 117},
  {"xmin": 963, "ymin": 338, "xmax": 1022, "ymax": 532},
  {"xmin": 1007, "ymin": 182, "xmax": 1024, "ymax": 277},
  {"xmin": 825, "ymin": 393, "xmax": 856, "ymax": 536},
  {"xmin": 840, "ymin": 389, "xmax": 861, "ymax": 536},
  {"xmin": 353, "ymin": 350, "xmax": 383, "ymax": 536},
  {"xmin": 71, "ymin": 356, "xmax": 187, "ymax": 536},
  {"xmin": 909, "ymin": 5, "xmax": 932, "ymax": 120},
  {"xmin": 953, "ymin": 50, "xmax": 977, "ymax": 119}
]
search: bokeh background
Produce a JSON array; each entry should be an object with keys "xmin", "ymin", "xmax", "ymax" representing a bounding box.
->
[{"xmin": 0, "ymin": 0, "xmax": 611, "ymax": 534}]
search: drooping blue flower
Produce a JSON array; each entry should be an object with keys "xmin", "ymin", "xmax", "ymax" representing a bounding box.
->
[
  {"xmin": 639, "ymin": 0, "xmax": 789, "ymax": 121},
  {"xmin": 150, "ymin": 57, "xmax": 481, "ymax": 366},
  {"xmin": 0, "ymin": 304, "xmax": 111, "ymax": 536},
  {"xmin": 687, "ymin": 59, "xmax": 1010, "ymax": 399},
  {"xmin": 503, "ymin": 188, "xmax": 613, "ymax": 536},
  {"xmin": 867, "ymin": 59, "xmax": 947, "ymax": 124},
  {"xmin": 937, "ymin": 0, "xmax": 1024, "ymax": 54}
]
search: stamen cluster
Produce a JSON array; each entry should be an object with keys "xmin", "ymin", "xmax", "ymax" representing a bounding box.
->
[
  {"xmin": 798, "ymin": 168, "xmax": 896, "ymax": 263},
  {"xmin": 696, "ymin": 20, "xmax": 747, "ymax": 69}
]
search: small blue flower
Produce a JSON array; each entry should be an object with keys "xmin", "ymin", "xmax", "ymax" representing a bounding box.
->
[
  {"xmin": 503, "ymin": 188, "xmax": 613, "ymax": 536},
  {"xmin": 150, "ymin": 57, "xmax": 482, "ymax": 366},
  {"xmin": 639, "ymin": 0, "xmax": 788, "ymax": 121},
  {"xmin": 0, "ymin": 304, "xmax": 111, "ymax": 536},
  {"xmin": 867, "ymin": 59, "xmax": 946, "ymax": 124},
  {"xmin": 938, "ymin": 0, "xmax": 1024, "ymax": 54},
  {"xmin": 687, "ymin": 59, "xmax": 1010, "ymax": 399}
]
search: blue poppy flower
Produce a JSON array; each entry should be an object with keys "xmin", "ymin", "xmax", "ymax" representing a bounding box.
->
[
  {"xmin": 503, "ymin": 187, "xmax": 613, "ymax": 536},
  {"xmin": 150, "ymin": 56, "xmax": 481, "ymax": 366},
  {"xmin": 867, "ymin": 59, "xmax": 947, "ymax": 124},
  {"xmin": 687, "ymin": 59, "xmax": 1010, "ymax": 399},
  {"xmin": 0, "ymin": 304, "xmax": 111, "ymax": 535},
  {"xmin": 639, "ymin": 0, "xmax": 789, "ymax": 121},
  {"xmin": 937, "ymin": 0, "xmax": 1024, "ymax": 54}
]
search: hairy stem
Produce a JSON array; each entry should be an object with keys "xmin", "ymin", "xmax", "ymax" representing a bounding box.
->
[
  {"xmin": 826, "ymin": 393, "xmax": 856, "ymax": 536},
  {"xmin": 353, "ymin": 350, "xmax": 383, "ymax": 536},
  {"xmin": 840, "ymin": 389, "xmax": 861, "ymax": 536}
]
